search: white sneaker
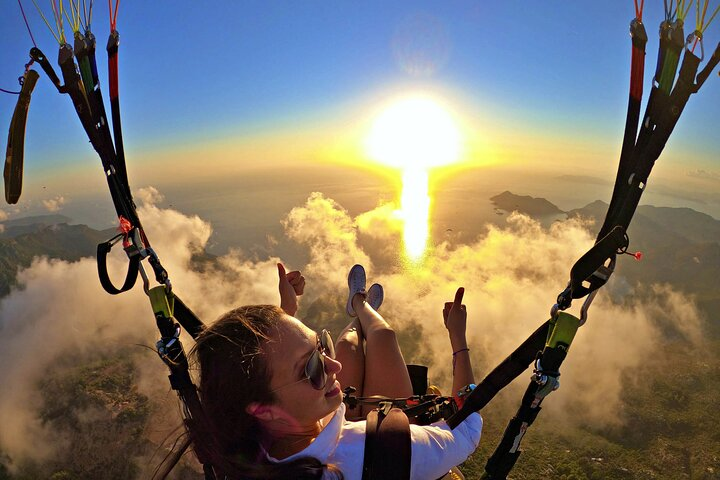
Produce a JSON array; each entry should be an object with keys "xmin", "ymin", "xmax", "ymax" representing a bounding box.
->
[
  {"xmin": 367, "ymin": 283, "xmax": 384, "ymax": 311},
  {"xmin": 346, "ymin": 264, "xmax": 367, "ymax": 317}
]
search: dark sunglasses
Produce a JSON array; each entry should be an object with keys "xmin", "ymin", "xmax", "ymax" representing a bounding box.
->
[
  {"xmin": 272, "ymin": 329, "xmax": 335, "ymax": 392},
  {"xmin": 305, "ymin": 329, "xmax": 336, "ymax": 390}
]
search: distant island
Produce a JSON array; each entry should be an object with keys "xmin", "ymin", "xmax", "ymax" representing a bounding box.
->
[{"xmin": 490, "ymin": 191, "xmax": 565, "ymax": 216}]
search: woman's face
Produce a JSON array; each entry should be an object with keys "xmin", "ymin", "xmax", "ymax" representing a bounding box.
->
[{"xmin": 264, "ymin": 314, "xmax": 343, "ymax": 426}]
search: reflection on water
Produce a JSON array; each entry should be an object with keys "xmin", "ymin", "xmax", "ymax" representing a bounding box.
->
[{"xmin": 399, "ymin": 167, "xmax": 430, "ymax": 261}]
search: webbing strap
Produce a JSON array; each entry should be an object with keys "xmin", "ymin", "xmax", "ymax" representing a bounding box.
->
[
  {"xmin": 74, "ymin": 33, "xmax": 95, "ymax": 101},
  {"xmin": 29, "ymin": 45, "xmax": 139, "ymax": 234},
  {"xmin": 607, "ymin": 49, "xmax": 702, "ymax": 238},
  {"xmin": 150, "ymin": 287, "xmax": 214, "ymax": 478},
  {"xmin": 76, "ymin": 32, "xmax": 122, "ymax": 194},
  {"xmin": 567, "ymin": 226, "xmax": 625, "ymax": 303},
  {"xmin": 696, "ymin": 42, "xmax": 720, "ymax": 87},
  {"xmin": 57, "ymin": 42, "xmax": 136, "ymax": 226},
  {"xmin": 657, "ymin": 21, "xmax": 685, "ymax": 93},
  {"xmin": 96, "ymin": 240, "xmax": 139, "ymax": 294},
  {"xmin": 483, "ymin": 313, "xmax": 580, "ymax": 480},
  {"xmin": 446, "ymin": 320, "xmax": 550, "ymax": 430},
  {"xmin": 362, "ymin": 408, "xmax": 411, "ymax": 480},
  {"xmin": 57, "ymin": 44, "xmax": 96, "ymax": 147},
  {"xmin": 29, "ymin": 47, "xmax": 63, "ymax": 91},
  {"xmin": 173, "ymin": 295, "xmax": 205, "ymax": 339},
  {"xmin": 4, "ymin": 69, "xmax": 39, "ymax": 204},
  {"xmin": 599, "ymin": 19, "xmax": 647, "ymax": 241},
  {"xmin": 107, "ymin": 31, "xmax": 130, "ymax": 193},
  {"xmin": 582, "ymin": 32, "xmax": 718, "ymax": 305}
]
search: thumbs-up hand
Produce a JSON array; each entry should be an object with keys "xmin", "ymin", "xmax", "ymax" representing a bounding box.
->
[
  {"xmin": 278, "ymin": 262, "xmax": 305, "ymax": 316},
  {"xmin": 443, "ymin": 287, "xmax": 467, "ymax": 347}
]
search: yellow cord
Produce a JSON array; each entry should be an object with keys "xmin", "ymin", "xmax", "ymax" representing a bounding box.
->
[
  {"xmin": 702, "ymin": 5, "xmax": 720, "ymax": 33},
  {"xmin": 31, "ymin": 0, "xmax": 61, "ymax": 44},
  {"xmin": 51, "ymin": 0, "xmax": 67, "ymax": 44},
  {"xmin": 64, "ymin": 0, "xmax": 82, "ymax": 34},
  {"xmin": 696, "ymin": 0, "xmax": 720, "ymax": 35}
]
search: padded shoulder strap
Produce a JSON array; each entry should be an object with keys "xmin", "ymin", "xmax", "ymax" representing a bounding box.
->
[{"xmin": 362, "ymin": 407, "xmax": 411, "ymax": 480}]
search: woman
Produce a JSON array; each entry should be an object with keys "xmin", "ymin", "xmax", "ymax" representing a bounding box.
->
[{"xmin": 191, "ymin": 264, "xmax": 481, "ymax": 479}]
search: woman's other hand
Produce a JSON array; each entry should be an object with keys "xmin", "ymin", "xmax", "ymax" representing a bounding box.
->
[
  {"xmin": 278, "ymin": 262, "xmax": 305, "ymax": 316},
  {"xmin": 443, "ymin": 287, "xmax": 467, "ymax": 350}
]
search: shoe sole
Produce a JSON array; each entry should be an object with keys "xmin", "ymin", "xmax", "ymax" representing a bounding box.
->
[
  {"xmin": 367, "ymin": 283, "xmax": 383, "ymax": 311},
  {"xmin": 346, "ymin": 264, "xmax": 366, "ymax": 317}
]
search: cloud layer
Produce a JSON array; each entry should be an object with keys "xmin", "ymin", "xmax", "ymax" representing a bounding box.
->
[{"xmin": 0, "ymin": 188, "xmax": 705, "ymax": 472}]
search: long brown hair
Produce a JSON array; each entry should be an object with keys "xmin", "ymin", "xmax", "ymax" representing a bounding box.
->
[{"xmin": 190, "ymin": 305, "xmax": 342, "ymax": 479}]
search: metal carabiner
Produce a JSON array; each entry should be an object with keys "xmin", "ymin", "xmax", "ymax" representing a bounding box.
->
[
  {"xmin": 578, "ymin": 256, "xmax": 616, "ymax": 326},
  {"xmin": 579, "ymin": 289, "xmax": 598, "ymax": 327},
  {"xmin": 686, "ymin": 30, "xmax": 704, "ymax": 60},
  {"xmin": 138, "ymin": 262, "xmax": 150, "ymax": 294}
]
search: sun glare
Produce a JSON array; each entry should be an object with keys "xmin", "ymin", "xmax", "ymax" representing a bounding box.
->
[
  {"xmin": 365, "ymin": 95, "xmax": 462, "ymax": 261},
  {"xmin": 366, "ymin": 96, "xmax": 461, "ymax": 170}
]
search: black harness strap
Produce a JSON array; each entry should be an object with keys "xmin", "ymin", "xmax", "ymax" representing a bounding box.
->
[
  {"xmin": 695, "ymin": 41, "xmax": 720, "ymax": 87},
  {"xmin": 562, "ymin": 226, "xmax": 626, "ymax": 305},
  {"xmin": 75, "ymin": 32, "xmax": 121, "ymax": 189},
  {"xmin": 28, "ymin": 47, "xmax": 63, "ymax": 91},
  {"xmin": 149, "ymin": 288, "xmax": 214, "ymax": 479},
  {"xmin": 607, "ymin": 48, "xmax": 704, "ymax": 239},
  {"xmin": 29, "ymin": 45, "xmax": 138, "ymax": 230},
  {"xmin": 446, "ymin": 320, "xmax": 550, "ymax": 429},
  {"xmin": 172, "ymin": 294, "xmax": 205, "ymax": 340},
  {"xmin": 362, "ymin": 407, "xmax": 411, "ymax": 480},
  {"xmin": 599, "ymin": 19, "xmax": 647, "ymax": 240},
  {"xmin": 482, "ymin": 313, "xmax": 580, "ymax": 480},
  {"xmin": 107, "ymin": 30, "xmax": 130, "ymax": 194},
  {"xmin": 28, "ymin": 21, "xmax": 213, "ymax": 479},
  {"xmin": 29, "ymin": 45, "xmax": 146, "ymax": 297}
]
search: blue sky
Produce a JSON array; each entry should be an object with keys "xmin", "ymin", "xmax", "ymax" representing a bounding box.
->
[{"xmin": 1, "ymin": 2, "xmax": 719, "ymax": 210}]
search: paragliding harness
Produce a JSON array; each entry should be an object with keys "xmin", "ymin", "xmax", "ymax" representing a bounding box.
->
[
  {"xmin": 342, "ymin": 364, "xmax": 471, "ymax": 480},
  {"xmin": 4, "ymin": 2, "xmax": 719, "ymax": 480},
  {"xmin": 3, "ymin": 2, "xmax": 216, "ymax": 478},
  {"xmin": 345, "ymin": 3, "xmax": 720, "ymax": 479},
  {"xmin": 441, "ymin": 4, "xmax": 720, "ymax": 479}
]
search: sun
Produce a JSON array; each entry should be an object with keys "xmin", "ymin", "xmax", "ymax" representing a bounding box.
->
[
  {"xmin": 364, "ymin": 95, "xmax": 462, "ymax": 261},
  {"xmin": 365, "ymin": 95, "xmax": 462, "ymax": 170}
]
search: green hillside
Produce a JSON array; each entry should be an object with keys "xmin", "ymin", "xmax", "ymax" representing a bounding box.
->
[{"xmin": 0, "ymin": 223, "xmax": 113, "ymax": 297}]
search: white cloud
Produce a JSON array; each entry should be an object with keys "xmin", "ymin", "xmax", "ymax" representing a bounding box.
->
[
  {"xmin": 41, "ymin": 196, "xmax": 66, "ymax": 212},
  {"xmin": 0, "ymin": 189, "xmax": 705, "ymax": 470}
]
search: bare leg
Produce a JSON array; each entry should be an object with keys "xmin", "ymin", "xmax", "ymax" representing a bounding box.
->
[
  {"xmin": 335, "ymin": 317, "xmax": 365, "ymax": 419},
  {"xmin": 353, "ymin": 294, "xmax": 413, "ymax": 416}
]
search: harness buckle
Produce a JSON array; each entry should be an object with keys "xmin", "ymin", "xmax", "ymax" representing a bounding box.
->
[
  {"xmin": 156, "ymin": 324, "xmax": 182, "ymax": 366},
  {"xmin": 532, "ymin": 359, "xmax": 560, "ymax": 405}
]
